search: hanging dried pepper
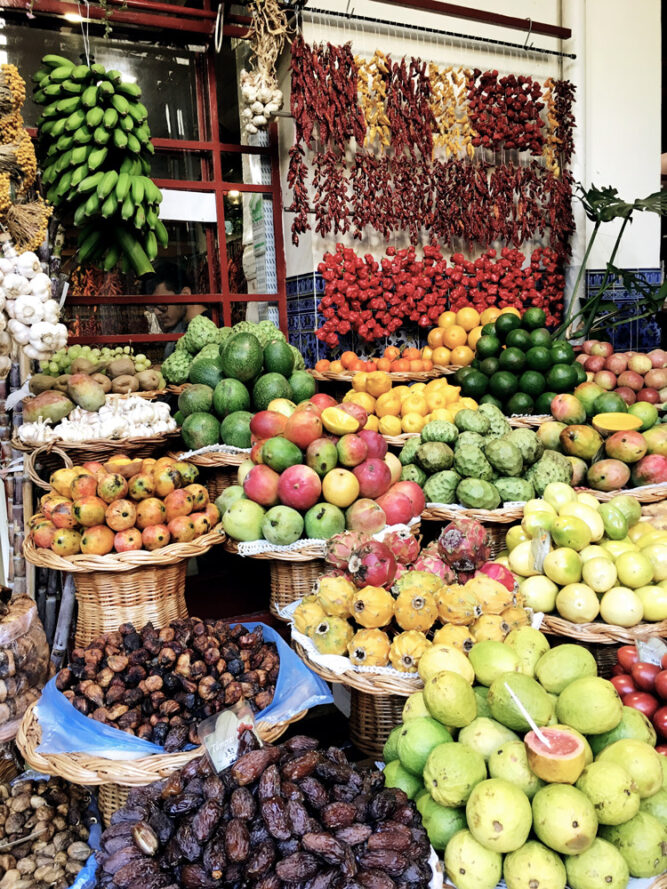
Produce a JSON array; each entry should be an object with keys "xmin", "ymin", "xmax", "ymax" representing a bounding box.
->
[
  {"xmin": 466, "ymin": 69, "xmax": 545, "ymax": 154},
  {"xmin": 286, "ymin": 144, "xmax": 309, "ymax": 246},
  {"xmin": 552, "ymin": 79, "xmax": 576, "ymax": 167},
  {"xmin": 386, "ymin": 57, "xmax": 434, "ymax": 158},
  {"xmin": 355, "ymin": 51, "xmax": 391, "ymax": 151},
  {"xmin": 312, "ymin": 151, "xmax": 350, "ymax": 237},
  {"xmin": 429, "ymin": 65, "xmax": 475, "ymax": 159}
]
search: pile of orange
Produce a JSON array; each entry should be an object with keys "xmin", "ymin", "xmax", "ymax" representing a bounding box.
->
[{"xmin": 314, "ymin": 346, "xmax": 434, "ymax": 375}]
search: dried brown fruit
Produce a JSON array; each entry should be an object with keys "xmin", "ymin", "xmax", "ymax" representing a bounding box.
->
[{"xmin": 321, "ymin": 802, "xmax": 357, "ymax": 829}]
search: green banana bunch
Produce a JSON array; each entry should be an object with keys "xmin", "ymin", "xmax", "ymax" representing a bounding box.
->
[{"xmin": 34, "ymin": 54, "xmax": 166, "ymax": 277}]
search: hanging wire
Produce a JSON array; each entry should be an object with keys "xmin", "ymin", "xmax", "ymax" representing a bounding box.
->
[{"xmin": 77, "ymin": 0, "xmax": 91, "ymax": 67}]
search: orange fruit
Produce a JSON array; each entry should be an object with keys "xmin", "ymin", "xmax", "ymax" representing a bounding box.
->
[
  {"xmin": 403, "ymin": 347, "xmax": 421, "ymax": 361},
  {"xmin": 315, "ymin": 359, "xmax": 330, "ymax": 371},
  {"xmin": 350, "ymin": 359, "xmax": 366, "ymax": 372},
  {"xmin": 432, "ymin": 346, "xmax": 451, "ymax": 367},
  {"xmin": 480, "ymin": 306, "xmax": 501, "ymax": 325},
  {"xmin": 422, "ymin": 359, "xmax": 433, "ymax": 371},
  {"xmin": 467, "ymin": 326, "xmax": 484, "ymax": 350},
  {"xmin": 384, "ymin": 346, "xmax": 400, "ymax": 360},
  {"xmin": 409, "ymin": 359, "xmax": 425, "ymax": 372},
  {"xmin": 456, "ymin": 306, "xmax": 481, "ymax": 331},
  {"xmin": 421, "ymin": 346, "xmax": 433, "ymax": 361},
  {"xmin": 450, "ymin": 345, "xmax": 475, "ymax": 366},
  {"xmin": 376, "ymin": 357, "xmax": 391, "ymax": 372},
  {"xmin": 438, "ymin": 310, "xmax": 457, "ymax": 328},
  {"xmin": 329, "ymin": 360, "xmax": 344, "ymax": 373},
  {"xmin": 442, "ymin": 325, "xmax": 468, "ymax": 349},
  {"xmin": 427, "ymin": 328, "xmax": 445, "ymax": 348},
  {"xmin": 392, "ymin": 359, "xmax": 409, "ymax": 372},
  {"xmin": 340, "ymin": 350, "xmax": 357, "ymax": 369},
  {"xmin": 366, "ymin": 371, "xmax": 392, "ymax": 398},
  {"xmin": 365, "ymin": 361, "xmax": 377, "ymax": 371}
]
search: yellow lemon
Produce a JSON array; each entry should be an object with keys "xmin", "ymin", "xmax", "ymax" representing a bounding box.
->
[
  {"xmin": 422, "ymin": 346, "xmax": 433, "ymax": 361},
  {"xmin": 456, "ymin": 306, "xmax": 481, "ymax": 332},
  {"xmin": 379, "ymin": 415, "xmax": 402, "ymax": 436},
  {"xmin": 458, "ymin": 397, "xmax": 479, "ymax": 410},
  {"xmin": 365, "ymin": 371, "xmax": 392, "ymax": 398},
  {"xmin": 402, "ymin": 413, "xmax": 426, "ymax": 434},
  {"xmin": 376, "ymin": 392, "xmax": 402, "ymax": 418},
  {"xmin": 442, "ymin": 386, "xmax": 462, "ymax": 404},
  {"xmin": 438, "ymin": 311, "xmax": 458, "ymax": 328},
  {"xmin": 426, "ymin": 389, "xmax": 450, "ymax": 411},
  {"xmin": 401, "ymin": 393, "xmax": 428, "ymax": 417},
  {"xmin": 344, "ymin": 391, "xmax": 376, "ymax": 413},
  {"xmin": 410, "ymin": 382, "xmax": 427, "ymax": 394},
  {"xmin": 500, "ymin": 306, "xmax": 521, "ymax": 317},
  {"xmin": 448, "ymin": 403, "xmax": 464, "ymax": 416},
  {"xmin": 351, "ymin": 372, "xmax": 368, "ymax": 393},
  {"xmin": 363, "ymin": 415, "xmax": 380, "ymax": 431},
  {"xmin": 431, "ymin": 408, "xmax": 453, "ymax": 422},
  {"xmin": 467, "ymin": 326, "xmax": 484, "ymax": 350},
  {"xmin": 393, "ymin": 385, "xmax": 411, "ymax": 401},
  {"xmin": 432, "ymin": 346, "xmax": 452, "ymax": 367},
  {"xmin": 480, "ymin": 306, "xmax": 501, "ymax": 325}
]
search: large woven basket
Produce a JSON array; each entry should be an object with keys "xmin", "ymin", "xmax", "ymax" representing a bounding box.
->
[
  {"xmin": 309, "ymin": 367, "xmax": 454, "ymax": 383},
  {"xmin": 576, "ymin": 484, "xmax": 667, "ymax": 504},
  {"xmin": 349, "ymin": 689, "xmax": 404, "ymax": 759},
  {"xmin": 13, "ymin": 432, "xmax": 180, "ymax": 469},
  {"xmin": 421, "ymin": 504, "xmax": 521, "ymax": 559},
  {"xmin": 168, "ymin": 450, "xmax": 245, "ymax": 501},
  {"xmin": 540, "ymin": 614, "xmax": 667, "ymax": 645}
]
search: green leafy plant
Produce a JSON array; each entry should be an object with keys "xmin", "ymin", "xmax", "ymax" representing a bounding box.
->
[{"xmin": 556, "ymin": 183, "xmax": 667, "ymax": 340}]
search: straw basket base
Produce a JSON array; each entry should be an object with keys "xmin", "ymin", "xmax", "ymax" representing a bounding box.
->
[
  {"xmin": 269, "ymin": 559, "xmax": 325, "ymax": 620},
  {"xmin": 98, "ymin": 783, "xmax": 129, "ymax": 826},
  {"xmin": 73, "ymin": 562, "xmax": 188, "ymax": 647},
  {"xmin": 349, "ymin": 689, "xmax": 404, "ymax": 759},
  {"xmin": 203, "ymin": 466, "xmax": 238, "ymax": 501}
]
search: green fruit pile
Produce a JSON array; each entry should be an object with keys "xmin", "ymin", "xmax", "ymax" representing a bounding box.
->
[
  {"xmin": 383, "ymin": 628, "xmax": 667, "ymax": 889},
  {"xmin": 457, "ymin": 308, "xmax": 586, "ymax": 416},
  {"xmin": 398, "ymin": 404, "xmax": 572, "ymax": 509},
  {"xmin": 40, "ymin": 343, "xmax": 150, "ymax": 376},
  {"xmin": 33, "ymin": 54, "xmax": 166, "ymax": 275}
]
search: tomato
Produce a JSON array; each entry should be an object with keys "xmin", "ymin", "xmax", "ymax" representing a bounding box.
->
[
  {"xmin": 611, "ymin": 663, "xmax": 626, "ymax": 676},
  {"xmin": 653, "ymin": 706, "xmax": 667, "ymax": 739},
  {"xmin": 617, "ymin": 645, "xmax": 639, "ymax": 671},
  {"xmin": 611, "ymin": 675, "xmax": 636, "ymax": 696},
  {"xmin": 655, "ymin": 744, "xmax": 667, "ymax": 756},
  {"xmin": 631, "ymin": 661, "xmax": 661, "ymax": 692},
  {"xmin": 663, "ymin": 652, "xmax": 667, "ymax": 670},
  {"xmin": 656, "ymin": 669, "xmax": 667, "ymax": 702},
  {"xmin": 622, "ymin": 692, "xmax": 659, "ymax": 719}
]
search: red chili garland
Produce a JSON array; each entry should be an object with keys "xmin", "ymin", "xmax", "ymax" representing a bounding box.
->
[{"xmin": 466, "ymin": 69, "xmax": 545, "ymax": 154}]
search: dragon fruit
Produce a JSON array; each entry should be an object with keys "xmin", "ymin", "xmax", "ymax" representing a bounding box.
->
[
  {"xmin": 422, "ymin": 540, "xmax": 440, "ymax": 556},
  {"xmin": 393, "ymin": 562, "xmax": 409, "ymax": 584},
  {"xmin": 476, "ymin": 561, "xmax": 516, "ymax": 593},
  {"xmin": 381, "ymin": 529, "xmax": 420, "ymax": 565},
  {"xmin": 324, "ymin": 531, "xmax": 369, "ymax": 569},
  {"xmin": 348, "ymin": 539, "xmax": 397, "ymax": 589},
  {"xmin": 412, "ymin": 552, "xmax": 457, "ymax": 585},
  {"xmin": 438, "ymin": 518, "xmax": 490, "ymax": 573}
]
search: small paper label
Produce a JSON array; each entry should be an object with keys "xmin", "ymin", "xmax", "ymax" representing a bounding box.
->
[
  {"xmin": 199, "ymin": 701, "xmax": 260, "ymax": 773},
  {"xmin": 531, "ymin": 531, "xmax": 551, "ymax": 573},
  {"xmin": 637, "ymin": 637, "xmax": 667, "ymax": 667}
]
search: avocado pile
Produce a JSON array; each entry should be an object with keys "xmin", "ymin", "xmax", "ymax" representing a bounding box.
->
[
  {"xmin": 457, "ymin": 308, "xmax": 586, "ymax": 416},
  {"xmin": 172, "ymin": 320, "xmax": 313, "ymax": 451},
  {"xmin": 399, "ymin": 404, "xmax": 572, "ymax": 509}
]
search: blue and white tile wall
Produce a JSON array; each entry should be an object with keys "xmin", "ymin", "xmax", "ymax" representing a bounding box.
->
[{"xmin": 585, "ymin": 268, "xmax": 663, "ymax": 351}]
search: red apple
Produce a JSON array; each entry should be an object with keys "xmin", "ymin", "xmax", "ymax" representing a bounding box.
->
[
  {"xmin": 648, "ymin": 348, "xmax": 667, "ymax": 369},
  {"xmin": 605, "ymin": 354, "xmax": 628, "ymax": 375},
  {"xmin": 277, "ymin": 464, "xmax": 322, "ymax": 511},
  {"xmin": 593, "ymin": 370, "xmax": 617, "ymax": 391},
  {"xmin": 617, "ymin": 370, "xmax": 644, "ymax": 392},
  {"xmin": 243, "ymin": 464, "xmax": 280, "ymax": 506},
  {"xmin": 249, "ymin": 410, "xmax": 287, "ymax": 440},
  {"xmin": 591, "ymin": 341, "xmax": 614, "ymax": 358},
  {"xmin": 585, "ymin": 355, "xmax": 606, "ymax": 373},
  {"xmin": 345, "ymin": 499, "xmax": 387, "ymax": 534},
  {"xmin": 582, "ymin": 340, "xmax": 599, "ymax": 355},
  {"xmin": 637, "ymin": 388, "xmax": 660, "ymax": 403},
  {"xmin": 374, "ymin": 490, "xmax": 413, "ymax": 525},
  {"xmin": 614, "ymin": 386, "xmax": 637, "ymax": 405},
  {"xmin": 352, "ymin": 458, "xmax": 392, "ymax": 499},
  {"xmin": 390, "ymin": 480, "xmax": 426, "ymax": 517}
]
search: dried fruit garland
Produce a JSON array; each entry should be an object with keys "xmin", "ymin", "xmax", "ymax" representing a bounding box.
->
[
  {"xmin": 430, "ymin": 66, "xmax": 475, "ymax": 159},
  {"xmin": 466, "ymin": 69, "xmax": 545, "ymax": 154},
  {"xmin": 385, "ymin": 56, "xmax": 435, "ymax": 158},
  {"xmin": 355, "ymin": 51, "xmax": 391, "ymax": 151}
]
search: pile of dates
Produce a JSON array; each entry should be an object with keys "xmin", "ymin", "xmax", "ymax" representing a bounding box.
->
[
  {"xmin": 0, "ymin": 776, "xmax": 93, "ymax": 889},
  {"xmin": 97, "ymin": 732, "xmax": 432, "ymax": 889},
  {"xmin": 55, "ymin": 619, "xmax": 279, "ymax": 751}
]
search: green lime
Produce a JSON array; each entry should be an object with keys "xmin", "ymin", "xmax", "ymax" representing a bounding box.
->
[
  {"xmin": 546, "ymin": 363, "xmax": 578, "ymax": 393},
  {"xmin": 481, "ymin": 323, "xmax": 497, "ymax": 336},
  {"xmin": 489, "ymin": 371, "xmax": 518, "ymax": 400},
  {"xmin": 573, "ymin": 361, "xmax": 588, "ymax": 384},
  {"xmin": 479, "ymin": 357, "xmax": 500, "ymax": 377},
  {"xmin": 521, "ymin": 307, "xmax": 547, "ymax": 330},
  {"xmin": 498, "ymin": 347, "xmax": 526, "ymax": 374},
  {"xmin": 506, "ymin": 328, "xmax": 532, "ymax": 352},
  {"xmin": 495, "ymin": 312, "xmax": 522, "ymax": 340},
  {"xmin": 470, "ymin": 357, "xmax": 481, "ymax": 370},
  {"xmin": 461, "ymin": 370, "xmax": 489, "ymax": 399},
  {"xmin": 536, "ymin": 391, "xmax": 557, "ymax": 414},
  {"xmin": 507, "ymin": 392, "xmax": 535, "ymax": 415},
  {"xmin": 480, "ymin": 393, "xmax": 504, "ymax": 409},
  {"xmin": 454, "ymin": 366, "xmax": 476, "ymax": 386},
  {"xmin": 529, "ymin": 328, "xmax": 552, "ymax": 348},
  {"xmin": 525, "ymin": 346, "xmax": 552, "ymax": 372},
  {"xmin": 519, "ymin": 370, "xmax": 546, "ymax": 397},
  {"xmin": 476, "ymin": 335, "xmax": 502, "ymax": 359},
  {"xmin": 550, "ymin": 340, "xmax": 576, "ymax": 365}
]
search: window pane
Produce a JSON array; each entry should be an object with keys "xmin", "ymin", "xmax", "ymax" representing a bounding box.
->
[
  {"xmin": 224, "ymin": 192, "xmax": 277, "ymax": 295},
  {"xmin": 220, "ymin": 152, "xmax": 244, "ymax": 183},
  {"xmin": 151, "ymin": 150, "xmax": 210, "ymax": 182},
  {"xmin": 230, "ymin": 300, "xmax": 281, "ymax": 327}
]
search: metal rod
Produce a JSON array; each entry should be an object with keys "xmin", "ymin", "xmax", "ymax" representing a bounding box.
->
[{"xmin": 302, "ymin": 7, "xmax": 576, "ymax": 60}]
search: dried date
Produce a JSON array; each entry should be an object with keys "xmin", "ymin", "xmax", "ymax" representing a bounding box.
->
[
  {"xmin": 302, "ymin": 832, "xmax": 345, "ymax": 864},
  {"xmin": 224, "ymin": 819, "xmax": 250, "ymax": 863},
  {"xmin": 336, "ymin": 824, "xmax": 372, "ymax": 846},
  {"xmin": 281, "ymin": 751, "xmax": 320, "ymax": 782},
  {"xmin": 260, "ymin": 797, "xmax": 291, "ymax": 840},
  {"xmin": 275, "ymin": 852, "xmax": 320, "ymax": 882},
  {"xmin": 230, "ymin": 787, "xmax": 256, "ymax": 821},
  {"xmin": 321, "ymin": 802, "xmax": 356, "ymax": 829}
]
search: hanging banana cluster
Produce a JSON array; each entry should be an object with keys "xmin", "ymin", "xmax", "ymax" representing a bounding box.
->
[{"xmin": 32, "ymin": 54, "xmax": 167, "ymax": 276}]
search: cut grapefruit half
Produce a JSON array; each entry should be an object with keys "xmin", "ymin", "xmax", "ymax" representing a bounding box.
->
[{"xmin": 525, "ymin": 726, "xmax": 587, "ymax": 784}]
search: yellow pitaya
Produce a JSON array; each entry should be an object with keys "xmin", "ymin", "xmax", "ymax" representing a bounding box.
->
[
  {"xmin": 465, "ymin": 575, "xmax": 513, "ymax": 614},
  {"xmin": 293, "ymin": 595, "xmax": 327, "ymax": 635},
  {"xmin": 432, "ymin": 623, "xmax": 474, "ymax": 653},
  {"xmin": 347, "ymin": 628, "xmax": 391, "ymax": 667},
  {"xmin": 394, "ymin": 589, "xmax": 438, "ymax": 632},
  {"xmin": 393, "ymin": 570, "xmax": 442, "ymax": 597},
  {"xmin": 501, "ymin": 605, "xmax": 530, "ymax": 631},
  {"xmin": 470, "ymin": 613, "xmax": 510, "ymax": 643},
  {"xmin": 434, "ymin": 584, "xmax": 482, "ymax": 626},
  {"xmin": 308, "ymin": 617, "xmax": 354, "ymax": 655},
  {"xmin": 389, "ymin": 630, "xmax": 431, "ymax": 673},
  {"xmin": 351, "ymin": 586, "xmax": 395, "ymax": 628},
  {"xmin": 314, "ymin": 575, "xmax": 356, "ymax": 618}
]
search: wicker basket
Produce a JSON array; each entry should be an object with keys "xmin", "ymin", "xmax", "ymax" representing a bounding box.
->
[
  {"xmin": 421, "ymin": 504, "xmax": 521, "ymax": 558},
  {"xmin": 576, "ymin": 484, "xmax": 667, "ymax": 504},
  {"xmin": 507, "ymin": 414, "xmax": 550, "ymax": 428},
  {"xmin": 13, "ymin": 433, "xmax": 180, "ymax": 469},
  {"xmin": 309, "ymin": 368, "xmax": 454, "ymax": 383},
  {"xmin": 349, "ymin": 689, "xmax": 404, "ymax": 759},
  {"xmin": 167, "ymin": 449, "xmax": 250, "ymax": 468},
  {"xmin": 544, "ymin": 636, "xmax": 620, "ymax": 679},
  {"xmin": 167, "ymin": 450, "xmax": 246, "ymax": 502},
  {"xmin": 202, "ymin": 466, "xmax": 239, "ymax": 501},
  {"xmin": 540, "ymin": 614, "xmax": 667, "ymax": 645}
]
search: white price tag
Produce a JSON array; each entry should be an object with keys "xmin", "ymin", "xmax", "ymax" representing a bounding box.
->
[{"xmin": 199, "ymin": 702, "xmax": 260, "ymax": 773}]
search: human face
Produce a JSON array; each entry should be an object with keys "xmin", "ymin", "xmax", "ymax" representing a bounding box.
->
[{"xmin": 152, "ymin": 282, "xmax": 187, "ymax": 330}]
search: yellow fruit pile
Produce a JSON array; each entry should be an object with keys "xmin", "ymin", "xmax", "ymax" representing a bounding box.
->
[
  {"xmin": 426, "ymin": 305, "xmax": 521, "ymax": 368},
  {"xmin": 344, "ymin": 370, "xmax": 479, "ymax": 435}
]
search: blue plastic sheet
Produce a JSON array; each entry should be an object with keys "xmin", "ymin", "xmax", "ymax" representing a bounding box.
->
[{"xmin": 36, "ymin": 622, "xmax": 332, "ymax": 758}]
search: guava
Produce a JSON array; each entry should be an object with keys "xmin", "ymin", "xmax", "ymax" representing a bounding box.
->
[
  {"xmin": 382, "ymin": 759, "xmax": 422, "ymax": 799},
  {"xmin": 458, "ymin": 717, "xmax": 519, "ymax": 761},
  {"xmin": 550, "ymin": 725, "xmax": 594, "ymax": 765},
  {"xmin": 474, "ymin": 685, "xmax": 492, "ymax": 718},
  {"xmin": 504, "ymin": 627, "xmax": 550, "ymax": 676},
  {"xmin": 556, "ymin": 677, "xmax": 623, "ymax": 735},
  {"xmin": 640, "ymin": 786, "xmax": 667, "ymax": 822},
  {"xmin": 421, "ymin": 800, "xmax": 467, "ymax": 851},
  {"xmin": 397, "ymin": 717, "xmax": 452, "ymax": 775},
  {"xmin": 423, "ymin": 670, "xmax": 477, "ymax": 728},
  {"xmin": 469, "ymin": 641, "xmax": 520, "ymax": 686},
  {"xmin": 597, "ymin": 738, "xmax": 663, "ymax": 798},
  {"xmin": 575, "ymin": 761, "xmax": 641, "ymax": 825},
  {"xmin": 589, "ymin": 705, "xmax": 657, "ymax": 755},
  {"xmin": 418, "ymin": 644, "xmax": 475, "ymax": 684},
  {"xmin": 503, "ymin": 841, "xmax": 566, "ymax": 889},
  {"xmin": 599, "ymin": 811, "xmax": 667, "ymax": 877},
  {"xmin": 383, "ymin": 724, "xmax": 401, "ymax": 762},
  {"xmin": 565, "ymin": 838, "xmax": 629, "ymax": 889},
  {"xmin": 423, "ymin": 741, "xmax": 487, "ymax": 807},
  {"xmin": 532, "ymin": 784, "xmax": 598, "ymax": 855},
  {"xmin": 444, "ymin": 829, "xmax": 502, "ymax": 889},
  {"xmin": 534, "ymin": 644, "xmax": 598, "ymax": 694},
  {"xmin": 488, "ymin": 740, "xmax": 544, "ymax": 799},
  {"xmin": 488, "ymin": 672, "xmax": 554, "ymax": 731},
  {"xmin": 402, "ymin": 691, "xmax": 431, "ymax": 721},
  {"xmin": 466, "ymin": 778, "xmax": 532, "ymax": 852}
]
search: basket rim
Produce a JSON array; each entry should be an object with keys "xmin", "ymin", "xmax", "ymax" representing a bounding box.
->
[
  {"xmin": 168, "ymin": 449, "xmax": 249, "ymax": 467},
  {"xmin": 422, "ymin": 504, "xmax": 523, "ymax": 523},
  {"xmin": 16, "ymin": 702, "xmax": 306, "ymax": 785},
  {"xmin": 507, "ymin": 414, "xmax": 550, "ymax": 427},
  {"xmin": 23, "ymin": 524, "xmax": 226, "ymax": 573},
  {"xmin": 224, "ymin": 539, "xmax": 325, "ymax": 561},
  {"xmin": 293, "ymin": 640, "xmax": 421, "ymax": 697},
  {"xmin": 540, "ymin": 613, "xmax": 667, "ymax": 644},
  {"xmin": 308, "ymin": 367, "xmax": 455, "ymax": 382},
  {"xmin": 575, "ymin": 483, "xmax": 667, "ymax": 503},
  {"xmin": 12, "ymin": 430, "xmax": 181, "ymax": 454}
]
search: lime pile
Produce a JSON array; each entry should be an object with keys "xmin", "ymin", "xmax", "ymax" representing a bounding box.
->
[{"xmin": 457, "ymin": 308, "xmax": 586, "ymax": 416}]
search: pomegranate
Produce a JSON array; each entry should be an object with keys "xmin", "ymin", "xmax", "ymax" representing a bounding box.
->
[{"xmin": 348, "ymin": 539, "xmax": 397, "ymax": 588}]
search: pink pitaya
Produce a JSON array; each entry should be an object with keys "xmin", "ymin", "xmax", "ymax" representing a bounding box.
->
[
  {"xmin": 412, "ymin": 553, "xmax": 457, "ymax": 584},
  {"xmin": 348, "ymin": 539, "xmax": 397, "ymax": 589},
  {"xmin": 324, "ymin": 531, "xmax": 370, "ymax": 569},
  {"xmin": 382, "ymin": 529, "xmax": 420, "ymax": 565},
  {"xmin": 422, "ymin": 540, "xmax": 440, "ymax": 556},
  {"xmin": 438, "ymin": 518, "xmax": 490, "ymax": 573},
  {"xmin": 476, "ymin": 561, "xmax": 517, "ymax": 593},
  {"xmin": 320, "ymin": 568, "xmax": 353, "ymax": 581},
  {"xmin": 394, "ymin": 562, "xmax": 409, "ymax": 583}
]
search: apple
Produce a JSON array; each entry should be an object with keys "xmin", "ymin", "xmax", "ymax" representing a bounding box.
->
[
  {"xmin": 358, "ymin": 429, "xmax": 388, "ymax": 459},
  {"xmin": 594, "ymin": 370, "xmax": 617, "ymax": 391},
  {"xmin": 353, "ymin": 458, "xmax": 392, "ymax": 499},
  {"xmin": 605, "ymin": 354, "xmax": 628, "ymax": 375},
  {"xmin": 310, "ymin": 393, "xmax": 338, "ymax": 411},
  {"xmin": 585, "ymin": 355, "xmax": 606, "ymax": 373},
  {"xmin": 614, "ymin": 386, "xmax": 637, "ymax": 405},
  {"xmin": 391, "ymin": 480, "xmax": 426, "ymax": 517},
  {"xmin": 648, "ymin": 348, "xmax": 667, "ymax": 368},
  {"xmin": 582, "ymin": 340, "xmax": 599, "ymax": 355},
  {"xmin": 617, "ymin": 370, "xmax": 644, "ymax": 392},
  {"xmin": 637, "ymin": 388, "xmax": 661, "ymax": 404},
  {"xmin": 645, "ymin": 368, "xmax": 667, "ymax": 390},
  {"xmin": 345, "ymin": 499, "xmax": 387, "ymax": 534},
  {"xmin": 591, "ymin": 341, "xmax": 614, "ymax": 358},
  {"xmin": 628, "ymin": 354, "xmax": 653, "ymax": 375},
  {"xmin": 575, "ymin": 354, "xmax": 589, "ymax": 367}
]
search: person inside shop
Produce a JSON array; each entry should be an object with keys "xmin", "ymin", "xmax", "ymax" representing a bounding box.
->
[{"xmin": 143, "ymin": 261, "xmax": 207, "ymax": 358}]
